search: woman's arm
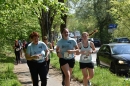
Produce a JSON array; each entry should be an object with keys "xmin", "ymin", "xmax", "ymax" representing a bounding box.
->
[
  {"xmin": 25, "ymin": 53, "xmax": 39, "ymax": 60},
  {"xmin": 56, "ymin": 46, "xmax": 62, "ymax": 58},
  {"xmin": 49, "ymin": 43, "xmax": 54, "ymax": 52},
  {"xmin": 75, "ymin": 42, "xmax": 82, "ymax": 55},
  {"xmin": 90, "ymin": 41, "xmax": 96, "ymax": 53},
  {"xmin": 45, "ymin": 49, "xmax": 49, "ymax": 61}
]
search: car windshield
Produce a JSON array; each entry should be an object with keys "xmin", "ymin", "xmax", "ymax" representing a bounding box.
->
[
  {"xmin": 111, "ymin": 45, "xmax": 130, "ymax": 54},
  {"xmin": 121, "ymin": 38, "xmax": 129, "ymax": 41}
]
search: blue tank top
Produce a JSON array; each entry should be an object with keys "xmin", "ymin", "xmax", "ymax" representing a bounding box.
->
[
  {"xmin": 26, "ymin": 41, "xmax": 48, "ymax": 63},
  {"xmin": 57, "ymin": 37, "xmax": 77, "ymax": 60}
]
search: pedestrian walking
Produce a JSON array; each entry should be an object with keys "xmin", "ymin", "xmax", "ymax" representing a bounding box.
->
[
  {"xmin": 25, "ymin": 31, "xmax": 49, "ymax": 86},
  {"xmin": 77, "ymin": 32, "xmax": 96, "ymax": 86},
  {"xmin": 13, "ymin": 40, "xmax": 21, "ymax": 65},
  {"xmin": 43, "ymin": 36, "xmax": 53, "ymax": 79},
  {"xmin": 18, "ymin": 40, "xmax": 23, "ymax": 58},
  {"xmin": 56, "ymin": 28, "xmax": 79, "ymax": 86}
]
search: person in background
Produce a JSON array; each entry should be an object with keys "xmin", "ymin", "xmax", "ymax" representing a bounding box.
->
[
  {"xmin": 77, "ymin": 32, "xmax": 96, "ymax": 86},
  {"xmin": 56, "ymin": 28, "xmax": 79, "ymax": 86},
  {"xmin": 25, "ymin": 31, "xmax": 49, "ymax": 86},
  {"xmin": 13, "ymin": 40, "xmax": 21, "ymax": 65},
  {"xmin": 51, "ymin": 41, "xmax": 55, "ymax": 49},
  {"xmin": 18, "ymin": 40, "xmax": 23, "ymax": 58},
  {"xmin": 22, "ymin": 39, "xmax": 26, "ymax": 50},
  {"xmin": 43, "ymin": 36, "xmax": 53, "ymax": 79}
]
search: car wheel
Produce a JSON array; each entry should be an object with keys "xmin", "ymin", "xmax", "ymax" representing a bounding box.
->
[
  {"xmin": 96, "ymin": 58, "xmax": 100, "ymax": 66},
  {"xmin": 110, "ymin": 62, "xmax": 117, "ymax": 74}
]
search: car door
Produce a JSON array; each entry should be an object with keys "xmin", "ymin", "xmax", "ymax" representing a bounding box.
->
[{"xmin": 98, "ymin": 45, "xmax": 111, "ymax": 67}]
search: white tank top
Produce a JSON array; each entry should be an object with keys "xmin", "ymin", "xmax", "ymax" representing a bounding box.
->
[{"xmin": 79, "ymin": 41, "xmax": 92, "ymax": 63}]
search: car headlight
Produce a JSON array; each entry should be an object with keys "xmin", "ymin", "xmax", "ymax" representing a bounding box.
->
[{"xmin": 118, "ymin": 60, "xmax": 127, "ymax": 64}]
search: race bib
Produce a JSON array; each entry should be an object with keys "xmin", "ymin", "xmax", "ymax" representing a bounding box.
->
[
  {"xmin": 32, "ymin": 54, "xmax": 43, "ymax": 61},
  {"xmin": 16, "ymin": 48, "xmax": 20, "ymax": 51},
  {"xmin": 81, "ymin": 55, "xmax": 90, "ymax": 60},
  {"xmin": 64, "ymin": 52, "xmax": 72, "ymax": 58},
  {"xmin": 37, "ymin": 55, "xmax": 43, "ymax": 60}
]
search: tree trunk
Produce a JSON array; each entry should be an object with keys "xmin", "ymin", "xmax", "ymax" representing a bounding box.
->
[
  {"xmin": 39, "ymin": 9, "xmax": 54, "ymax": 42},
  {"xmin": 58, "ymin": 0, "xmax": 67, "ymax": 30}
]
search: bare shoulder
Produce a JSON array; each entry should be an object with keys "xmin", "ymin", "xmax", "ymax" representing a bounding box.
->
[{"xmin": 78, "ymin": 42, "xmax": 82, "ymax": 47}]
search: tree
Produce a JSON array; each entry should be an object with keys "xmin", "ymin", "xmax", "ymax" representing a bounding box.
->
[
  {"xmin": 0, "ymin": 0, "xmax": 41, "ymax": 52},
  {"xmin": 75, "ymin": 0, "xmax": 114, "ymax": 43},
  {"xmin": 26, "ymin": 0, "xmax": 69, "ymax": 41},
  {"xmin": 108, "ymin": 0, "xmax": 130, "ymax": 38}
]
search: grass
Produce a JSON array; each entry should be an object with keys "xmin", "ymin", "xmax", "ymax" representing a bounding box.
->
[
  {"xmin": 50, "ymin": 52, "xmax": 130, "ymax": 86},
  {"xmin": 0, "ymin": 52, "xmax": 21, "ymax": 86}
]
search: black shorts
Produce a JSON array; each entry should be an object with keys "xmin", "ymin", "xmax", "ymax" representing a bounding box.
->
[
  {"xmin": 59, "ymin": 58, "xmax": 75, "ymax": 68},
  {"xmin": 79, "ymin": 62, "xmax": 94, "ymax": 69}
]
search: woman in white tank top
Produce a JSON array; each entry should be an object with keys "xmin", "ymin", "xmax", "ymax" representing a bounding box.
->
[{"xmin": 78, "ymin": 32, "xmax": 96, "ymax": 86}]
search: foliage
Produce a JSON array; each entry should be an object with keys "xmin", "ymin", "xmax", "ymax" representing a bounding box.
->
[
  {"xmin": 0, "ymin": 0, "xmax": 40, "ymax": 52},
  {"xmin": 0, "ymin": 52, "xmax": 21, "ymax": 86},
  {"xmin": 0, "ymin": 0, "xmax": 70, "ymax": 51},
  {"xmin": 74, "ymin": 0, "xmax": 113, "ymax": 42},
  {"xmin": 109, "ymin": 0, "xmax": 130, "ymax": 38}
]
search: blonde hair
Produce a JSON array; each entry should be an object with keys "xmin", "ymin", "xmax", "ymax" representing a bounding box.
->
[{"xmin": 82, "ymin": 32, "xmax": 89, "ymax": 37}]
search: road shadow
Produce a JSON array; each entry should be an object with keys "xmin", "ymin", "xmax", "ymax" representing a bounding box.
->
[{"xmin": 20, "ymin": 58, "xmax": 27, "ymax": 64}]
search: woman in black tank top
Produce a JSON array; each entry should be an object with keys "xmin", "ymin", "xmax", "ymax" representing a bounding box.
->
[{"xmin": 14, "ymin": 40, "xmax": 21, "ymax": 65}]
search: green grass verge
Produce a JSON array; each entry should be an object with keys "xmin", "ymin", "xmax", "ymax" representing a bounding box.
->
[
  {"xmin": 50, "ymin": 52, "xmax": 130, "ymax": 86},
  {"xmin": 0, "ymin": 52, "xmax": 21, "ymax": 86}
]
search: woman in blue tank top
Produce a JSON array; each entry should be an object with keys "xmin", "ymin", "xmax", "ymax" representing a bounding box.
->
[
  {"xmin": 56, "ymin": 28, "xmax": 79, "ymax": 86},
  {"xmin": 78, "ymin": 32, "xmax": 96, "ymax": 86}
]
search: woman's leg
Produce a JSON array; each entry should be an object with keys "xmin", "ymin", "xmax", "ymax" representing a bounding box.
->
[
  {"xmin": 61, "ymin": 64, "xmax": 71, "ymax": 86},
  {"xmin": 68, "ymin": 58, "xmax": 75, "ymax": 81},
  {"xmin": 15, "ymin": 52, "xmax": 19, "ymax": 64},
  {"xmin": 81, "ymin": 68, "xmax": 88, "ymax": 86},
  {"xmin": 87, "ymin": 68, "xmax": 94, "ymax": 80},
  {"xmin": 81, "ymin": 67, "xmax": 94, "ymax": 86},
  {"xmin": 60, "ymin": 67, "xmax": 65, "ymax": 86},
  {"xmin": 28, "ymin": 62, "xmax": 39, "ymax": 86},
  {"xmin": 46, "ymin": 59, "xmax": 50, "ymax": 79},
  {"xmin": 46, "ymin": 59, "xmax": 50, "ymax": 74},
  {"xmin": 39, "ymin": 61, "xmax": 47, "ymax": 86},
  {"xmin": 17, "ymin": 51, "xmax": 21, "ymax": 63}
]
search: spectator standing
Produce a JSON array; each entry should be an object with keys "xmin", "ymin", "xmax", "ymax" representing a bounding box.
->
[
  {"xmin": 43, "ymin": 36, "xmax": 53, "ymax": 79},
  {"xmin": 25, "ymin": 32, "xmax": 49, "ymax": 86},
  {"xmin": 56, "ymin": 28, "xmax": 79, "ymax": 86},
  {"xmin": 77, "ymin": 32, "xmax": 96, "ymax": 86}
]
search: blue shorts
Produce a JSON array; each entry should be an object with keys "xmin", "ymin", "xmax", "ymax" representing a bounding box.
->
[
  {"xmin": 59, "ymin": 58, "xmax": 75, "ymax": 68},
  {"xmin": 79, "ymin": 62, "xmax": 94, "ymax": 69}
]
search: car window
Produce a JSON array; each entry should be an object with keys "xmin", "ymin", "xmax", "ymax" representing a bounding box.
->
[
  {"xmin": 99, "ymin": 45, "xmax": 110, "ymax": 53},
  {"xmin": 105, "ymin": 46, "xmax": 110, "ymax": 53},
  {"xmin": 113, "ymin": 38, "xmax": 130, "ymax": 43},
  {"xmin": 113, "ymin": 39, "xmax": 118, "ymax": 42},
  {"xmin": 121, "ymin": 38, "xmax": 129, "ymax": 41},
  {"xmin": 112, "ymin": 45, "xmax": 130, "ymax": 54}
]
